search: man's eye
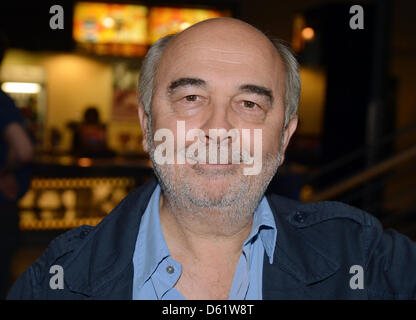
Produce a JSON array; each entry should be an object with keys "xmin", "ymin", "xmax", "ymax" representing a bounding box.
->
[
  {"xmin": 184, "ymin": 95, "xmax": 199, "ymax": 102},
  {"xmin": 243, "ymin": 101, "xmax": 259, "ymax": 109}
]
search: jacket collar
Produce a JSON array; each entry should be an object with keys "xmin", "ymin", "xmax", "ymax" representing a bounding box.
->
[{"xmin": 63, "ymin": 177, "xmax": 339, "ymax": 297}]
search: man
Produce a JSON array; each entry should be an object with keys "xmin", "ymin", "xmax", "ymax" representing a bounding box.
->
[
  {"xmin": 0, "ymin": 31, "xmax": 34, "ymax": 299},
  {"xmin": 7, "ymin": 18, "xmax": 416, "ymax": 300}
]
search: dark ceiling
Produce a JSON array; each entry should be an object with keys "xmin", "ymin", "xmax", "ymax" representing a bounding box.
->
[{"xmin": 0, "ymin": 0, "xmax": 415, "ymax": 55}]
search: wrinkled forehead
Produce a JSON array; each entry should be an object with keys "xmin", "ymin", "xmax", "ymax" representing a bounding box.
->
[{"xmin": 155, "ymin": 21, "xmax": 285, "ymax": 89}]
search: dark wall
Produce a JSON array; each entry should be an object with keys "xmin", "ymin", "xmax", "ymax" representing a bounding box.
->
[
  {"xmin": 0, "ymin": 1, "xmax": 75, "ymax": 52},
  {"xmin": 320, "ymin": 4, "xmax": 375, "ymax": 182}
]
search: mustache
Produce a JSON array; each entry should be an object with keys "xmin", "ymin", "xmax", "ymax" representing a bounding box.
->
[{"xmin": 176, "ymin": 140, "xmax": 254, "ymax": 165}]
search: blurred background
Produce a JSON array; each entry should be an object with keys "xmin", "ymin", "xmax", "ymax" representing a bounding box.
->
[{"xmin": 0, "ymin": 0, "xmax": 415, "ymax": 297}]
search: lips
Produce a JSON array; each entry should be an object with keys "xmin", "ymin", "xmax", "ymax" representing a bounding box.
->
[
  {"xmin": 199, "ymin": 163, "xmax": 234, "ymax": 166},
  {"xmin": 192, "ymin": 162, "xmax": 239, "ymax": 176},
  {"xmin": 185, "ymin": 149, "xmax": 248, "ymax": 165}
]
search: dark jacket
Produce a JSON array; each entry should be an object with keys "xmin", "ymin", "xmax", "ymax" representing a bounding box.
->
[{"xmin": 7, "ymin": 178, "xmax": 416, "ymax": 299}]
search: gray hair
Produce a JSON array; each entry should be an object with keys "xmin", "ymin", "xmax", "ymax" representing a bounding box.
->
[
  {"xmin": 138, "ymin": 33, "xmax": 300, "ymax": 127},
  {"xmin": 138, "ymin": 35, "xmax": 175, "ymax": 117}
]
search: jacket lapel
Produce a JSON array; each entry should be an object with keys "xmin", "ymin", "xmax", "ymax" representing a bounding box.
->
[
  {"xmin": 262, "ymin": 193, "xmax": 340, "ymax": 299},
  {"xmin": 63, "ymin": 177, "xmax": 158, "ymax": 298}
]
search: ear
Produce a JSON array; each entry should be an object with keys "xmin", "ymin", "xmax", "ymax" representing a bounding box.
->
[
  {"xmin": 137, "ymin": 102, "xmax": 150, "ymax": 153},
  {"xmin": 278, "ymin": 116, "xmax": 298, "ymax": 166}
]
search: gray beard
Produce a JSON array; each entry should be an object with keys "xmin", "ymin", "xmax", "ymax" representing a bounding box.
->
[{"xmin": 147, "ymin": 121, "xmax": 284, "ymax": 231}]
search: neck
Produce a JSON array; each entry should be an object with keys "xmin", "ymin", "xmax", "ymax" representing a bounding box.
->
[{"xmin": 159, "ymin": 192, "xmax": 253, "ymax": 261}]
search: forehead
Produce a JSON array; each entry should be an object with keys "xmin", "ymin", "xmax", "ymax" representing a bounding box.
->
[{"xmin": 155, "ymin": 25, "xmax": 285, "ymax": 92}]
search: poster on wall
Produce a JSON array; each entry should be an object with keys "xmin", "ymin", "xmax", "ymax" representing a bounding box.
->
[{"xmin": 112, "ymin": 61, "xmax": 140, "ymax": 121}]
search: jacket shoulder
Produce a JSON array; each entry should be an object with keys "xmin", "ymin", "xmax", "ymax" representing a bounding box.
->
[
  {"xmin": 42, "ymin": 224, "xmax": 96, "ymax": 264},
  {"xmin": 8, "ymin": 179, "xmax": 158, "ymax": 299},
  {"xmin": 266, "ymin": 193, "xmax": 380, "ymax": 229},
  {"xmin": 296, "ymin": 200, "xmax": 379, "ymax": 228},
  {"xmin": 267, "ymin": 194, "xmax": 416, "ymax": 299},
  {"xmin": 7, "ymin": 224, "xmax": 95, "ymax": 299}
]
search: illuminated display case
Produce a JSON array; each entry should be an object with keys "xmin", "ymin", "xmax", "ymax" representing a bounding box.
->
[
  {"xmin": 73, "ymin": 2, "xmax": 230, "ymax": 56},
  {"xmin": 73, "ymin": 2, "xmax": 148, "ymax": 56},
  {"xmin": 19, "ymin": 176, "xmax": 135, "ymax": 230},
  {"xmin": 17, "ymin": 157, "xmax": 154, "ymax": 230}
]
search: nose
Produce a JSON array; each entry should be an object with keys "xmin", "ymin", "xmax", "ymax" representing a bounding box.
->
[{"xmin": 199, "ymin": 99, "xmax": 234, "ymax": 145}]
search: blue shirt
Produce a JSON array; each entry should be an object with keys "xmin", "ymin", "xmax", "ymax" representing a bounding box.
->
[{"xmin": 132, "ymin": 184, "xmax": 277, "ymax": 300}]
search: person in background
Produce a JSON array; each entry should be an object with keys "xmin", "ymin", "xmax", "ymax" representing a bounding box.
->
[
  {"xmin": 71, "ymin": 106, "xmax": 114, "ymax": 158},
  {"xmin": 0, "ymin": 30, "xmax": 34, "ymax": 299}
]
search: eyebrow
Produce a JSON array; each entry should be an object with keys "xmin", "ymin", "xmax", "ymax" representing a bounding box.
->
[
  {"xmin": 168, "ymin": 77, "xmax": 206, "ymax": 93},
  {"xmin": 167, "ymin": 78, "xmax": 274, "ymax": 105},
  {"xmin": 239, "ymin": 84, "xmax": 274, "ymax": 105}
]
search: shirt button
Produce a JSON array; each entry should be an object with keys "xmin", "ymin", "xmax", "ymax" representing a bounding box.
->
[{"xmin": 166, "ymin": 265, "xmax": 175, "ymax": 274}]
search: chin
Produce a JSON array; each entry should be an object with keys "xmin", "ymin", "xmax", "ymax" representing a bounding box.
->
[{"xmin": 183, "ymin": 170, "xmax": 247, "ymax": 207}]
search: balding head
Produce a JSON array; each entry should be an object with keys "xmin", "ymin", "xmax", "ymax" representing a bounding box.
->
[
  {"xmin": 165, "ymin": 17, "xmax": 277, "ymax": 56},
  {"xmin": 138, "ymin": 17, "xmax": 300, "ymax": 127}
]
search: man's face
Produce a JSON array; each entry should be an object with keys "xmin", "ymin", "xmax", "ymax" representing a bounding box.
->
[{"xmin": 139, "ymin": 20, "xmax": 297, "ymax": 214}]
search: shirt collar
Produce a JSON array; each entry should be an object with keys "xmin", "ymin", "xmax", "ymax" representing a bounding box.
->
[
  {"xmin": 133, "ymin": 184, "xmax": 170, "ymax": 289},
  {"xmin": 133, "ymin": 184, "xmax": 278, "ymax": 288},
  {"xmin": 244, "ymin": 196, "xmax": 277, "ymax": 264}
]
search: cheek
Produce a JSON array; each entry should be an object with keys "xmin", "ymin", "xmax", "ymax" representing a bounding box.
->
[
  {"xmin": 261, "ymin": 126, "xmax": 284, "ymax": 156},
  {"xmin": 150, "ymin": 96, "xmax": 177, "ymax": 132},
  {"xmin": 262, "ymin": 108, "xmax": 286, "ymax": 152},
  {"xmin": 243, "ymin": 112, "xmax": 286, "ymax": 157},
  {"xmin": 237, "ymin": 127, "xmax": 282, "ymax": 161}
]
